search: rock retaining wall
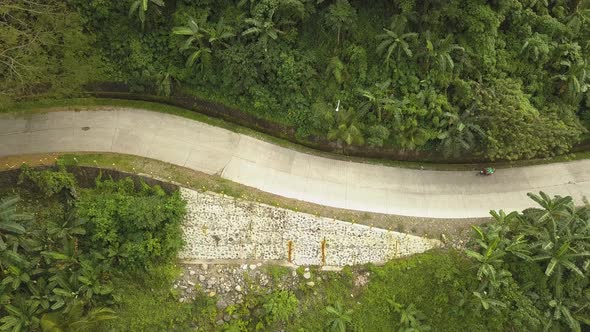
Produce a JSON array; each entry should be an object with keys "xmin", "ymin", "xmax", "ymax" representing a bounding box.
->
[{"xmin": 179, "ymin": 188, "xmax": 441, "ymax": 267}]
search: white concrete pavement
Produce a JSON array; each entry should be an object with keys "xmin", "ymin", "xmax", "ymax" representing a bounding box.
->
[{"xmin": 1, "ymin": 108, "xmax": 588, "ymax": 218}]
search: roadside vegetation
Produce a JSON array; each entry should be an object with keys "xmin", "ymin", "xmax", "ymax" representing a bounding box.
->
[
  {"xmin": 1, "ymin": 166, "xmax": 588, "ymax": 331},
  {"xmin": 2, "ymin": 0, "xmax": 589, "ymax": 162},
  {"xmin": 3, "ymin": 99, "xmax": 590, "ymax": 170},
  {"xmin": 0, "ymin": 165, "xmax": 187, "ymax": 331},
  {"xmin": 0, "ymin": 152, "xmax": 484, "ymax": 242}
]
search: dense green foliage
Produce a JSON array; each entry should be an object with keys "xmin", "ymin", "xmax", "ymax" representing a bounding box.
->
[
  {"xmin": 0, "ymin": 0, "xmax": 105, "ymax": 106},
  {"xmin": 0, "ymin": 167, "xmax": 186, "ymax": 331},
  {"xmin": 3, "ymin": 0, "xmax": 589, "ymax": 160},
  {"xmin": 465, "ymin": 192, "xmax": 590, "ymax": 331},
  {"xmin": 219, "ymin": 192, "xmax": 589, "ymax": 332},
  {"xmin": 76, "ymin": 176, "xmax": 186, "ymax": 269},
  {"xmin": 1, "ymin": 166, "xmax": 589, "ymax": 330}
]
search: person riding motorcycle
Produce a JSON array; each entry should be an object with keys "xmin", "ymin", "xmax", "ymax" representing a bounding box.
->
[{"xmin": 480, "ymin": 167, "xmax": 495, "ymax": 175}]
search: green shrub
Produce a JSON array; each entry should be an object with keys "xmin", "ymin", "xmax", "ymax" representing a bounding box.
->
[
  {"xmin": 263, "ymin": 290, "xmax": 299, "ymax": 324},
  {"xmin": 77, "ymin": 177, "xmax": 186, "ymax": 269},
  {"xmin": 1, "ymin": 168, "xmax": 190, "ymax": 332},
  {"xmin": 18, "ymin": 164, "xmax": 77, "ymax": 199}
]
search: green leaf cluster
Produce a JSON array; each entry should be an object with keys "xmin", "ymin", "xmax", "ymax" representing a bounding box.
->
[{"xmin": 0, "ymin": 167, "xmax": 187, "ymax": 331}]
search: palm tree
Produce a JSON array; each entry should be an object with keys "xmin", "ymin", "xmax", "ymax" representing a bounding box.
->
[
  {"xmin": 46, "ymin": 212, "xmax": 86, "ymax": 242},
  {"xmin": 437, "ymin": 108, "xmax": 485, "ymax": 158},
  {"xmin": 472, "ymin": 291, "xmax": 507, "ymax": 311},
  {"xmin": 376, "ymin": 16, "xmax": 418, "ymax": 69},
  {"xmin": 128, "ymin": 0, "xmax": 164, "ymax": 29},
  {"xmin": 520, "ymin": 193, "xmax": 588, "ymax": 311},
  {"xmin": 325, "ymin": 302, "xmax": 352, "ymax": 332},
  {"xmin": 358, "ymin": 80, "xmax": 394, "ymax": 122},
  {"xmin": 525, "ymin": 192, "xmax": 573, "ymax": 224},
  {"xmin": 422, "ymin": 32, "xmax": 464, "ymax": 74},
  {"xmin": 206, "ymin": 18, "xmax": 235, "ymax": 49},
  {"xmin": 464, "ymin": 207, "xmax": 534, "ymax": 298},
  {"xmin": 465, "ymin": 192, "xmax": 589, "ymax": 327},
  {"xmin": 326, "ymin": 107, "xmax": 365, "ymax": 146},
  {"xmin": 172, "ymin": 17, "xmax": 212, "ymax": 69},
  {"xmin": 242, "ymin": 15, "xmax": 283, "ymax": 52},
  {"xmin": 323, "ymin": 0, "xmax": 357, "ymax": 45}
]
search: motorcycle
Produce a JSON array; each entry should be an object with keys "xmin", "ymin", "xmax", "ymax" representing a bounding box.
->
[{"xmin": 479, "ymin": 167, "xmax": 495, "ymax": 176}]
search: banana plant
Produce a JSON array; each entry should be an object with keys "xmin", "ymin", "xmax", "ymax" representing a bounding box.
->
[
  {"xmin": 0, "ymin": 296, "xmax": 43, "ymax": 332},
  {"xmin": 41, "ymin": 300, "xmax": 116, "ymax": 332},
  {"xmin": 128, "ymin": 0, "xmax": 165, "ymax": 29},
  {"xmin": 544, "ymin": 298, "xmax": 581, "ymax": 332},
  {"xmin": 0, "ymin": 196, "xmax": 31, "ymax": 251},
  {"xmin": 173, "ymin": 16, "xmax": 212, "ymax": 69}
]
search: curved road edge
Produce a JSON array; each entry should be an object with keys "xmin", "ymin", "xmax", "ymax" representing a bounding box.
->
[{"xmin": 1, "ymin": 107, "xmax": 588, "ymax": 218}]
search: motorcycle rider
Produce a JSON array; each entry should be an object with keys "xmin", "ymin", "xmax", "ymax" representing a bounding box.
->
[{"xmin": 481, "ymin": 167, "xmax": 495, "ymax": 175}]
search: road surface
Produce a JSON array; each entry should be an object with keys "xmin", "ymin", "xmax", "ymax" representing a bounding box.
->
[{"xmin": 1, "ymin": 108, "xmax": 588, "ymax": 218}]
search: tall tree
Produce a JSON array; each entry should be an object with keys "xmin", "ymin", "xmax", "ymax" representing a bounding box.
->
[
  {"xmin": 323, "ymin": 0, "xmax": 357, "ymax": 45},
  {"xmin": 0, "ymin": 0, "xmax": 99, "ymax": 100}
]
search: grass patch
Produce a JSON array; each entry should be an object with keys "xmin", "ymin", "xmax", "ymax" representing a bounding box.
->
[
  {"xmin": 265, "ymin": 265, "xmax": 292, "ymax": 282},
  {"xmin": 284, "ymin": 250, "xmax": 509, "ymax": 331},
  {"xmin": 103, "ymin": 266, "xmax": 198, "ymax": 331}
]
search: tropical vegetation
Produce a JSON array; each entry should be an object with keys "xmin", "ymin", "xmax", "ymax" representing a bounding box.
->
[
  {"xmin": 2, "ymin": 0, "xmax": 589, "ymax": 161},
  {"xmin": 1, "ymin": 164, "xmax": 588, "ymax": 330},
  {"xmin": 0, "ymin": 165, "xmax": 186, "ymax": 331}
]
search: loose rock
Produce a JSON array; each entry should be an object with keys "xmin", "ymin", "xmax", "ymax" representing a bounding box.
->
[{"xmin": 216, "ymin": 300, "xmax": 227, "ymax": 310}]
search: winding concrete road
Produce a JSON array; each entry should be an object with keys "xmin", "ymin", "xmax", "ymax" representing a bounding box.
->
[{"xmin": 1, "ymin": 108, "xmax": 588, "ymax": 218}]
